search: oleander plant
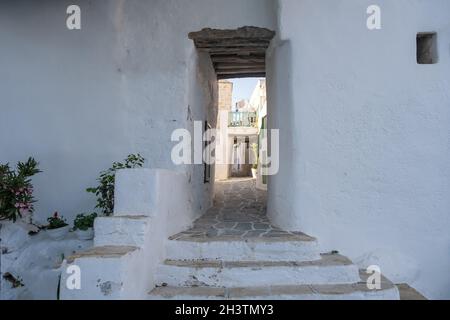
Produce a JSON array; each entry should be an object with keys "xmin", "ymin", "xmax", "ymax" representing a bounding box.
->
[{"xmin": 0, "ymin": 157, "xmax": 41, "ymax": 222}]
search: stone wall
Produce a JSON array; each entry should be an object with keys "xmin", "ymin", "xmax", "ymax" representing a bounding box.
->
[{"xmin": 218, "ymin": 80, "xmax": 233, "ymax": 110}]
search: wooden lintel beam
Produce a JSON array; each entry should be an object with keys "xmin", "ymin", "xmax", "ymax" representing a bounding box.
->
[
  {"xmin": 214, "ymin": 63, "xmax": 266, "ymax": 70},
  {"xmin": 188, "ymin": 27, "xmax": 276, "ymax": 41},
  {"xmin": 216, "ymin": 68, "xmax": 266, "ymax": 75},
  {"xmin": 217, "ymin": 72, "xmax": 266, "ymax": 80},
  {"xmin": 194, "ymin": 39, "xmax": 271, "ymax": 48},
  {"xmin": 202, "ymin": 48, "xmax": 267, "ymax": 55},
  {"xmin": 211, "ymin": 57, "xmax": 265, "ymax": 64}
]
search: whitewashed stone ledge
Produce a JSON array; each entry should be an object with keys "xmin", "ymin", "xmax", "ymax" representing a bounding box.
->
[
  {"xmin": 0, "ymin": 221, "xmax": 92, "ymax": 300},
  {"xmin": 94, "ymin": 216, "xmax": 151, "ymax": 248}
]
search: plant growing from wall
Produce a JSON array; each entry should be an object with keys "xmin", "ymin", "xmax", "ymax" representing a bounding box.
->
[
  {"xmin": 46, "ymin": 212, "xmax": 68, "ymax": 230},
  {"xmin": 73, "ymin": 212, "xmax": 97, "ymax": 231},
  {"xmin": 86, "ymin": 154, "xmax": 145, "ymax": 216},
  {"xmin": 0, "ymin": 158, "xmax": 41, "ymax": 222}
]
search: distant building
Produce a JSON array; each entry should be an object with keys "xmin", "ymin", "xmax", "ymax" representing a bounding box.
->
[
  {"xmin": 215, "ymin": 80, "xmax": 266, "ymax": 181},
  {"xmin": 218, "ymin": 80, "xmax": 233, "ymax": 110}
]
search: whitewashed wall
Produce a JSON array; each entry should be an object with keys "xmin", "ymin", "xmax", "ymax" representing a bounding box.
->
[
  {"xmin": 268, "ymin": 0, "xmax": 450, "ymax": 299},
  {"xmin": 0, "ymin": 0, "xmax": 276, "ymax": 224},
  {"xmin": 3, "ymin": 0, "xmax": 449, "ymax": 300}
]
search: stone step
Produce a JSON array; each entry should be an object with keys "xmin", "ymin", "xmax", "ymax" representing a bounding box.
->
[
  {"xmin": 60, "ymin": 246, "xmax": 142, "ymax": 300},
  {"xmin": 155, "ymin": 254, "xmax": 360, "ymax": 288},
  {"xmin": 149, "ymin": 271, "xmax": 400, "ymax": 300},
  {"xmin": 94, "ymin": 216, "xmax": 150, "ymax": 248},
  {"xmin": 165, "ymin": 236, "xmax": 320, "ymax": 262}
]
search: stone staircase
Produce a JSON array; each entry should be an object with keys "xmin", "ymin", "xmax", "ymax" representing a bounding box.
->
[
  {"xmin": 148, "ymin": 234, "xmax": 400, "ymax": 300},
  {"xmin": 60, "ymin": 173, "xmax": 400, "ymax": 300}
]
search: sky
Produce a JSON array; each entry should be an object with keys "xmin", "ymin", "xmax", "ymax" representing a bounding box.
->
[{"xmin": 229, "ymin": 77, "xmax": 265, "ymax": 106}]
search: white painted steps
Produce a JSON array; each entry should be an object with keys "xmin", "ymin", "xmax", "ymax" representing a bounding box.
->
[
  {"xmin": 165, "ymin": 237, "xmax": 320, "ymax": 262},
  {"xmin": 155, "ymin": 254, "xmax": 360, "ymax": 287},
  {"xmin": 148, "ymin": 271, "xmax": 400, "ymax": 300},
  {"xmin": 151, "ymin": 230, "xmax": 401, "ymax": 300},
  {"xmin": 61, "ymin": 246, "xmax": 143, "ymax": 300}
]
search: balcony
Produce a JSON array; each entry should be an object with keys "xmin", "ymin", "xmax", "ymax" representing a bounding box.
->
[{"xmin": 228, "ymin": 112, "xmax": 257, "ymax": 128}]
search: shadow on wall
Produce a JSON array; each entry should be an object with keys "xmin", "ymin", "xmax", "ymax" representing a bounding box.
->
[
  {"xmin": 186, "ymin": 46, "xmax": 218, "ymax": 215},
  {"xmin": 266, "ymin": 39, "xmax": 296, "ymax": 229}
]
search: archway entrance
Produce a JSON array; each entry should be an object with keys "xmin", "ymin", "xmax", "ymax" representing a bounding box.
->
[
  {"xmin": 182, "ymin": 26, "xmax": 276, "ymax": 238},
  {"xmin": 189, "ymin": 26, "xmax": 274, "ymax": 185}
]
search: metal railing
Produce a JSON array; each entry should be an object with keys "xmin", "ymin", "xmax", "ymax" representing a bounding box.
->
[{"xmin": 228, "ymin": 112, "xmax": 257, "ymax": 127}]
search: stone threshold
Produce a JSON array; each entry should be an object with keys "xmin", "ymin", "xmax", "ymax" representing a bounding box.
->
[
  {"xmin": 149, "ymin": 271, "xmax": 398, "ymax": 300},
  {"xmin": 164, "ymin": 253, "xmax": 352, "ymax": 269},
  {"xmin": 396, "ymin": 283, "xmax": 427, "ymax": 300},
  {"xmin": 66, "ymin": 245, "xmax": 138, "ymax": 263},
  {"xmin": 169, "ymin": 232, "xmax": 316, "ymax": 243}
]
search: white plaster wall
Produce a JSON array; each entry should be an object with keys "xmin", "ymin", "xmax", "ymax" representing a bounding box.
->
[
  {"xmin": 268, "ymin": 0, "xmax": 450, "ymax": 299},
  {"xmin": 0, "ymin": 0, "xmax": 276, "ymax": 224}
]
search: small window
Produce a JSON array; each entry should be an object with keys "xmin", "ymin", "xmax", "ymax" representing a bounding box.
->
[{"xmin": 417, "ymin": 32, "xmax": 438, "ymax": 64}]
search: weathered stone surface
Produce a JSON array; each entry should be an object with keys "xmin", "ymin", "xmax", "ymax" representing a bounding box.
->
[
  {"xmin": 0, "ymin": 222, "xmax": 92, "ymax": 300},
  {"xmin": 171, "ymin": 178, "xmax": 316, "ymax": 243},
  {"xmin": 149, "ymin": 286, "xmax": 226, "ymax": 300},
  {"xmin": 156, "ymin": 253, "xmax": 360, "ymax": 288},
  {"xmin": 150, "ymin": 274, "xmax": 400, "ymax": 300},
  {"xmin": 158, "ymin": 179, "xmax": 401, "ymax": 300},
  {"xmin": 396, "ymin": 283, "xmax": 427, "ymax": 300},
  {"xmin": 66, "ymin": 245, "xmax": 138, "ymax": 263},
  {"xmin": 150, "ymin": 267, "xmax": 401, "ymax": 299},
  {"xmin": 189, "ymin": 27, "xmax": 275, "ymax": 79}
]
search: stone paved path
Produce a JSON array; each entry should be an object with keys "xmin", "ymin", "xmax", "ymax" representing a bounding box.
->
[{"xmin": 169, "ymin": 178, "xmax": 314, "ymax": 242}]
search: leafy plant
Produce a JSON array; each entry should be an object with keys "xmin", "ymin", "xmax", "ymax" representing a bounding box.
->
[
  {"xmin": 47, "ymin": 212, "xmax": 68, "ymax": 230},
  {"xmin": 0, "ymin": 158, "xmax": 41, "ymax": 222},
  {"xmin": 73, "ymin": 212, "xmax": 97, "ymax": 231},
  {"xmin": 86, "ymin": 154, "xmax": 145, "ymax": 216}
]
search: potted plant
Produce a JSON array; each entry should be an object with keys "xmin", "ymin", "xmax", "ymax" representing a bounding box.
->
[
  {"xmin": 46, "ymin": 212, "xmax": 69, "ymax": 240},
  {"xmin": 251, "ymin": 163, "xmax": 258, "ymax": 179},
  {"xmin": 73, "ymin": 213, "xmax": 97, "ymax": 240}
]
